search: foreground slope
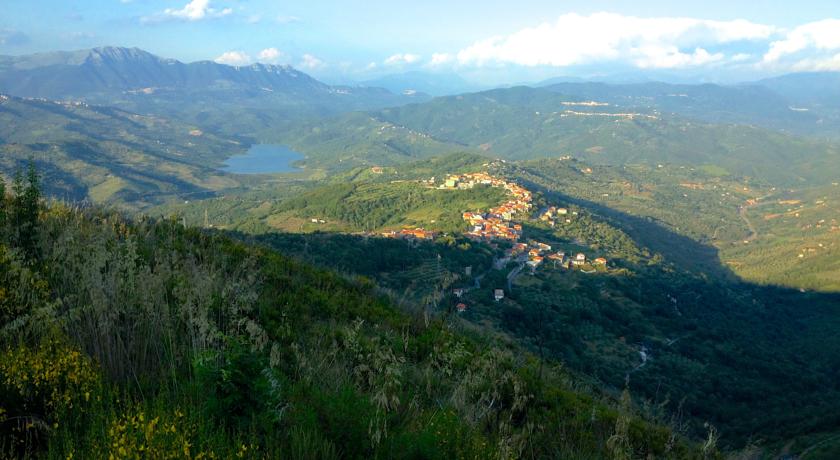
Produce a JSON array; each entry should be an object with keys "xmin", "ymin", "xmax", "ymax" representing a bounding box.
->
[{"xmin": 0, "ymin": 177, "xmax": 711, "ymax": 458}]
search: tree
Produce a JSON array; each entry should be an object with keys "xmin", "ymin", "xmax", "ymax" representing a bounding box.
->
[
  {"xmin": 10, "ymin": 160, "xmax": 41, "ymax": 260},
  {"xmin": 0, "ymin": 175, "xmax": 6, "ymax": 237}
]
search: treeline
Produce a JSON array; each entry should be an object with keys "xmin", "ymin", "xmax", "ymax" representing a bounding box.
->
[{"xmin": 0, "ymin": 166, "xmax": 715, "ymax": 458}]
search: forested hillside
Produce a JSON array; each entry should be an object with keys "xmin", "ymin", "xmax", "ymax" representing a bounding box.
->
[
  {"xmin": 370, "ymin": 87, "xmax": 840, "ymax": 185},
  {"xmin": 0, "ymin": 166, "xmax": 715, "ymax": 458},
  {"xmin": 0, "ymin": 93, "xmax": 244, "ymax": 205},
  {"xmin": 269, "ymin": 86, "xmax": 840, "ymax": 186}
]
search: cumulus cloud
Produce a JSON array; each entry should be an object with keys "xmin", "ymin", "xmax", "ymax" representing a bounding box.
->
[
  {"xmin": 384, "ymin": 53, "xmax": 421, "ymax": 66},
  {"xmin": 144, "ymin": 0, "xmax": 232, "ymax": 23},
  {"xmin": 763, "ymin": 19, "xmax": 840, "ymax": 69},
  {"xmin": 257, "ymin": 47, "xmax": 284, "ymax": 64},
  {"xmin": 215, "ymin": 50, "xmax": 251, "ymax": 66},
  {"xmin": 299, "ymin": 54, "xmax": 325, "ymax": 70},
  {"xmin": 456, "ymin": 12, "xmax": 774, "ymax": 69},
  {"xmin": 788, "ymin": 52, "xmax": 840, "ymax": 72}
]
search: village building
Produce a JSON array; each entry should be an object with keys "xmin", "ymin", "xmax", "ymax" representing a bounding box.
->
[
  {"xmin": 494, "ymin": 289, "xmax": 505, "ymax": 301},
  {"xmin": 453, "ymin": 288, "xmax": 464, "ymax": 298},
  {"xmin": 456, "ymin": 303, "xmax": 467, "ymax": 313}
]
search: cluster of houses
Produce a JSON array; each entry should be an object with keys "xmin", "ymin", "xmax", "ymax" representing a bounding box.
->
[
  {"xmin": 463, "ymin": 212, "xmax": 523, "ymax": 241},
  {"xmin": 381, "ymin": 228, "xmax": 437, "ymax": 241},
  {"xmin": 439, "ymin": 173, "xmax": 533, "ymax": 241},
  {"xmin": 502, "ymin": 240, "xmax": 607, "ymax": 271},
  {"xmin": 539, "ymin": 206, "xmax": 577, "ymax": 226},
  {"xmin": 559, "ymin": 110, "xmax": 659, "ymax": 120}
]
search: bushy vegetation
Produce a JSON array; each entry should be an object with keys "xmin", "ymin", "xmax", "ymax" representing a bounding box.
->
[{"xmin": 0, "ymin": 166, "xmax": 712, "ymax": 458}]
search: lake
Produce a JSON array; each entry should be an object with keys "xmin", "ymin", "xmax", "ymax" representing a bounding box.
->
[{"xmin": 221, "ymin": 144, "xmax": 304, "ymax": 174}]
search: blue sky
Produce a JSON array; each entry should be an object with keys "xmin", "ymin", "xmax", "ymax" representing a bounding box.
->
[{"xmin": 2, "ymin": 0, "xmax": 840, "ymax": 84}]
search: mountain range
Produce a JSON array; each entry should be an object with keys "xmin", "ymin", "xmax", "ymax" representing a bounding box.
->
[
  {"xmin": 0, "ymin": 46, "xmax": 423, "ymax": 101},
  {"xmin": 0, "ymin": 47, "xmax": 429, "ymax": 137}
]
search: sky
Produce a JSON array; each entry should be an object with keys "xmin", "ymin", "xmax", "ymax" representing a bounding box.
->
[{"xmin": 2, "ymin": 0, "xmax": 840, "ymax": 85}]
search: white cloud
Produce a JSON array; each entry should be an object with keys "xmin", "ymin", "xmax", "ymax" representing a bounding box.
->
[
  {"xmin": 429, "ymin": 53, "xmax": 453, "ymax": 66},
  {"xmin": 384, "ymin": 53, "xmax": 421, "ymax": 66},
  {"xmin": 257, "ymin": 47, "xmax": 284, "ymax": 64},
  {"xmin": 456, "ymin": 12, "xmax": 774, "ymax": 69},
  {"xmin": 215, "ymin": 50, "xmax": 251, "ymax": 66},
  {"xmin": 145, "ymin": 0, "xmax": 232, "ymax": 23},
  {"xmin": 299, "ymin": 54, "xmax": 325, "ymax": 70},
  {"xmin": 763, "ymin": 19, "xmax": 840, "ymax": 64},
  {"xmin": 788, "ymin": 52, "xmax": 840, "ymax": 72}
]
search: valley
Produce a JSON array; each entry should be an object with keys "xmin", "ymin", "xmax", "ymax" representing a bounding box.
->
[{"xmin": 2, "ymin": 42, "xmax": 840, "ymax": 459}]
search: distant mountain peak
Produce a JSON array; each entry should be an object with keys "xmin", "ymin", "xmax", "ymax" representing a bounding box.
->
[
  {"xmin": 85, "ymin": 46, "xmax": 165, "ymax": 65},
  {"xmin": 0, "ymin": 46, "xmax": 424, "ymax": 108}
]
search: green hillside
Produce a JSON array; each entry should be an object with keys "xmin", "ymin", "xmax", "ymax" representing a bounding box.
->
[
  {"xmin": 500, "ymin": 157, "xmax": 840, "ymax": 292},
  {"xmin": 151, "ymin": 153, "xmax": 498, "ymax": 234},
  {"xmin": 252, "ymin": 179, "xmax": 840, "ymax": 454},
  {"xmin": 160, "ymin": 152, "xmax": 840, "ymax": 455},
  {"xmin": 369, "ymin": 87, "xmax": 840, "ymax": 186},
  {"xmin": 719, "ymin": 184, "xmax": 840, "ymax": 291},
  {"xmin": 0, "ymin": 170, "xmax": 712, "ymax": 459},
  {"xmin": 272, "ymin": 112, "xmax": 464, "ymax": 172},
  {"xmin": 0, "ymin": 94, "xmax": 246, "ymax": 206}
]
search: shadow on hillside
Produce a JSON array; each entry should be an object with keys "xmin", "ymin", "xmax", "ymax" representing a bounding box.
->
[
  {"xmin": 218, "ymin": 199, "xmax": 840, "ymax": 447},
  {"xmin": 518, "ymin": 177, "xmax": 738, "ymax": 281}
]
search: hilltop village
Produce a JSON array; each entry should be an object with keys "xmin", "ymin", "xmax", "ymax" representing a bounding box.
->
[{"xmin": 380, "ymin": 171, "xmax": 607, "ymax": 278}]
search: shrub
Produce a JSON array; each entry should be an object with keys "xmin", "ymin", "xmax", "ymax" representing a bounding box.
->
[{"xmin": 0, "ymin": 339, "xmax": 100, "ymax": 456}]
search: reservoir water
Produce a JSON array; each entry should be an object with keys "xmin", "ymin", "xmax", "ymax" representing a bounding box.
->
[{"xmin": 221, "ymin": 144, "xmax": 304, "ymax": 174}]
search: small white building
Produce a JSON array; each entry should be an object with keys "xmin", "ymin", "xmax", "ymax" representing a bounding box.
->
[{"xmin": 494, "ymin": 289, "xmax": 505, "ymax": 301}]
